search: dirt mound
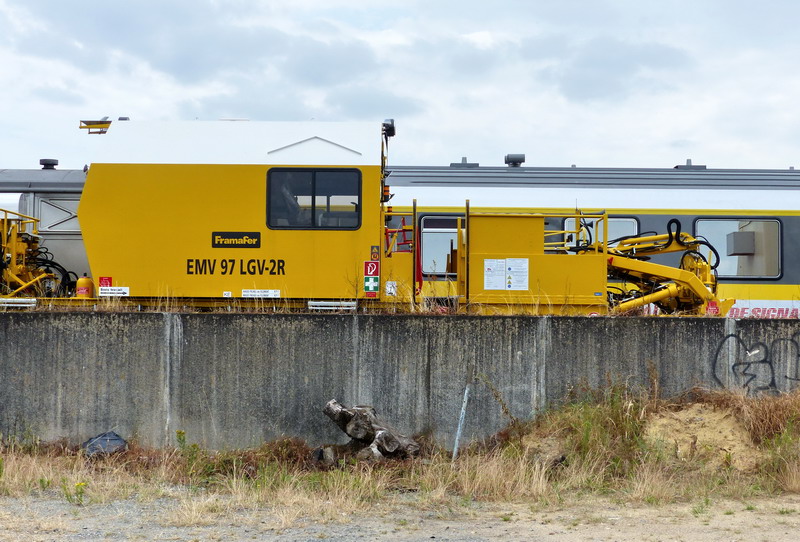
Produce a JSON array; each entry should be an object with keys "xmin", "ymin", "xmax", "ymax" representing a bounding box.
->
[{"xmin": 644, "ymin": 403, "xmax": 765, "ymax": 471}]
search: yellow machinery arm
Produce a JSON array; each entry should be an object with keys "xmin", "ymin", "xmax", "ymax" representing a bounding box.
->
[
  {"xmin": 605, "ymin": 254, "xmax": 732, "ymax": 315},
  {"xmin": 0, "ymin": 209, "xmax": 59, "ymax": 298},
  {"xmin": 592, "ymin": 219, "xmax": 733, "ymax": 315}
]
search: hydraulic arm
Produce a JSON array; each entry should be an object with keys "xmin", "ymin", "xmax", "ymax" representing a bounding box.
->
[
  {"xmin": 1, "ymin": 209, "xmax": 72, "ymax": 298},
  {"xmin": 579, "ymin": 219, "xmax": 732, "ymax": 315}
]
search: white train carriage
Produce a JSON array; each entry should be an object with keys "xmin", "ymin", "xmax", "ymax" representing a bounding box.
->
[{"xmin": 386, "ymin": 160, "xmax": 800, "ymax": 318}]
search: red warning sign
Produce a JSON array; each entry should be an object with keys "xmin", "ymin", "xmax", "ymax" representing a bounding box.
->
[
  {"xmin": 99, "ymin": 276, "xmax": 113, "ymax": 287},
  {"xmin": 364, "ymin": 261, "xmax": 380, "ymax": 277}
]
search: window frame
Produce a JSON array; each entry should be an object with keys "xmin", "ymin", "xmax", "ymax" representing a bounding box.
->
[
  {"xmin": 267, "ymin": 167, "xmax": 362, "ymax": 231},
  {"xmin": 419, "ymin": 214, "xmax": 460, "ymax": 278},
  {"xmin": 693, "ymin": 216, "xmax": 783, "ymax": 280}
]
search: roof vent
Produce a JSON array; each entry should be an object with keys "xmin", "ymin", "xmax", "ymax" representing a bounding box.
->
[
  {"xmin": 504, "ymin": 154, "xmax": 525, "ymax": 167},
  {"xmin": 674, "ymin": 158, "xmax": 707, "ymax": 170},
  {"xmin": 450, "ymin": 156, "xmax": 479, "ymax": 168},
  {"xmin": 39, "ymin": 158, "xmax": 58, "ymax": 170}
]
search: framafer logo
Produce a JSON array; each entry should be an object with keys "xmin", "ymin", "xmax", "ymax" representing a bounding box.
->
[{"xmin": 212, "ymin": 232, "xmax": 261, "ymax": 248}]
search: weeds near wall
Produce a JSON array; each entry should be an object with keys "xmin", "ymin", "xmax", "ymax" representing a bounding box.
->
[{"xmin": 3, "ymin": 387, "xmax": 800, "ymax": 525}]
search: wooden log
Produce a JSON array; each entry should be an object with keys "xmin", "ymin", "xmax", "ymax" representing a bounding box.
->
[{"xmin": 320, "ymin": 399, "xmax": 420, "ymax": 462}]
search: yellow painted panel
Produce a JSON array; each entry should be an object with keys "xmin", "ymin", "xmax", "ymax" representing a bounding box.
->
[
  {"xmin": 78, "ymin": 163, "xmax": 383, "ymax": 298},
  {"xmin": 380, "ymin": 252, "xmax": 415, "ymax": 303},
  {"xmin": 469, "ymin": 215, "xmax": 544, "ymax": 255},
  {"xmin": 465, "ymin": 213, "xmax": 607, "ymax": 308},
  {"xmin": 469, "ymin": 253, "xmax": 607, "ymax": 306}
]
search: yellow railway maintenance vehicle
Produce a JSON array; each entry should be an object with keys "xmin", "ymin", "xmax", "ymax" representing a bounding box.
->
[{"xmin": 1, "ymin": 119, "xmax": 730, "ymax": 315}]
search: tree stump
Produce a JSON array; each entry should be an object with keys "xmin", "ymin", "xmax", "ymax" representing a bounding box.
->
[{"xmin": 316, "ymin": 399, "xmax": 420, "ymax": 463}]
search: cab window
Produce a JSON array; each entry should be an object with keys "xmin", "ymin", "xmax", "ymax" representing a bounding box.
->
[{"xmin": 268, "ymin": 168, "xmax": 361, "ymax": 229}]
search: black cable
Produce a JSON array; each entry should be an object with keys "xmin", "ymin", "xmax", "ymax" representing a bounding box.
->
[
  {"xmin": 607, "ymin": 231, "xmax": 657, "ymax": 245},
  {"xmin": 32, "ymin": 257, "xmax": 76, "ymax": 296},
  {"xmin": 694, "ymin": 240, "xmax": 721, "ymax": 270}
]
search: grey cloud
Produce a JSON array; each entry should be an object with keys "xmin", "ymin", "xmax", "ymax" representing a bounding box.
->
[
  {"xmin": 178, "ymin": 82, "xmax": 313, "ymax": 122},
  {"xmin": 14, "ymin": 2, "xmax": 381, "ymax": 88},
  {"xmin": 31, "ymin": 85, "xmax": 86, "ymax": 106},
  {"xmin": 548, "ymin": 37, "xmax": 690, "ymax": 102},
  {"xmin": 402, "ymin": 37, "xmax": 514, "ymax": 80},
  {"xmin": 683, "ymin": 2, "xmax": 800, "ymax": 49},
  {"xmin": 179, "ymin": 80, "xmax": 423, "ymax": 123},
  {"xmin": 408, "ymin": 0, "xmax": 622, "ymax": 31},
  {"xmin": 145, "ymin": 27, "xmax": 289, "ymax": 83},
  {"xmin": 324, "ymin": 86, "xmax": 424, "ymax": 120},
  {"xmin": 519, "ymin": 35, "xmax": 571, "ymax": 61},
  {"xmin": 12, "ymin": 2, "xmax": 287, "ymax": 82},
  {"xmin": 447, "ymin": 43, "xmax": 510, "ymax": 78},
  {"xmin": 280, "ymin": 38, "xmax": 379, "ymax": 87},
  {"xmin": 15, "ymin": 31, "xmax": 108, "ymax": 73}
]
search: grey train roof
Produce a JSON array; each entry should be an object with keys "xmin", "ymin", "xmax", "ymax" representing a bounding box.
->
[
  {"xmin": 1, "ymin": 164, "xmax": 800, "ymax": 193},
  {"xmin": 385, "ymin": 165, "xmax": 800, "ymax": 191},
  {"xmin": 0, "ymin": 169, "xmax": 86, "ymax": 192}
]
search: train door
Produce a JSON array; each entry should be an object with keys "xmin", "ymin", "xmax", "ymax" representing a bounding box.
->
[{"xmin": 266, "ymin": 167, "xmax": 381, "ymax": 300}]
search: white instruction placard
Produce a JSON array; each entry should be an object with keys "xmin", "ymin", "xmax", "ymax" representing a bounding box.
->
[
  {"xmin": 483, "ymin": 259, "xmax": 506, "ymax": 290},
  {"xmin": 483, "ymin": 258, "xmax": 529, "ymax": 291},
  {"xmin": 505, "ymin": 258, "xmax": 529, "ymax": 291}
]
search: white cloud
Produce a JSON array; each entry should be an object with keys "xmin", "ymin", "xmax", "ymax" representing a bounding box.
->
[{"xmin": 1, "ymin": 0, "xmax": 800, "ymax": 171}]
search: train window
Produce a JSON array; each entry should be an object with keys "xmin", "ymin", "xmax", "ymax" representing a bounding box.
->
[
  {"xmin": 563, "ymin": 217, "xmax": 638, "ymax": 247},
  {"xmin": 421, "ymin": 216, "xmax": 458, "ymax": 276},
  {"xmin": 267, "ymin": 169, "xmax": 361, "ymax": 229},
  {"xmin": 695, "ymin": 219, "xmax": 780, "ymax": 278}
]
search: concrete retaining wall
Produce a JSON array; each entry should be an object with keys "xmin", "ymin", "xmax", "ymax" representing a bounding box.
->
[{"xmin": 1, "ymin": 314, "xmax": 798, "ymax": 450}]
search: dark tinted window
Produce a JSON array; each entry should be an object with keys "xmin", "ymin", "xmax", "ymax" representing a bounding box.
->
[{"xmin": 268, "ymin": 169, "xmax": 361, "ymax": 229}]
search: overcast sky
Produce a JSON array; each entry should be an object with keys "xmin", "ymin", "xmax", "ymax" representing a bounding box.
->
[{"xmin": 2, "ymin": 0, "xmax": 800, "ymax": 171}]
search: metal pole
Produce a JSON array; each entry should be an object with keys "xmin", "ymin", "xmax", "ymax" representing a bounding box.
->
[
  {"xmin": 412, "ymin": 198, "xmax": 418, "ymax": 308},
  {"xmin": 452, "ymin": 364, "xmax": 475, "ymax": 462},
  {"xmin": 465, "ymin": 199, "xmax": 470, "ymax": 307}
]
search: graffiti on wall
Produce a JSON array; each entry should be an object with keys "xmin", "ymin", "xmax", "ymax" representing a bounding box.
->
[{"xmin": 712, "ymin": 332, "xmax": 800, "ymax": 394}]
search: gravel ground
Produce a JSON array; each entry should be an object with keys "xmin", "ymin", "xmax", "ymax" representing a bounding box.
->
[{"xmin": 2, "ymin": 494, "xmax": 800, "ymax": 541}]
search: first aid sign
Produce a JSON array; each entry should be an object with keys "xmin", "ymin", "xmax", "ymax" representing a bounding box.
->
[{"xmin": 364, "ymin": 261, "xmax": 380, "ymax": 298}]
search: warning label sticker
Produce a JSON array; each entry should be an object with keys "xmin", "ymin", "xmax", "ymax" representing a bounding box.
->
[
  {"xmin": 483, "ymin": 258, "xmax": 529, "ymax": 291},
  {"xmin": 505, "ymin": 258, "xmax": 529, "ymax": 290},
  {"xmin": 242, "ymin": 289, "xmax": 281, "ymax": 298},
  {"xmin": 98, "ymin": 286, "xmax": 130, "ymax": 297},
  {"xmin": 364, "ymin": 261, "xmax": 380, "ymax": 277}
]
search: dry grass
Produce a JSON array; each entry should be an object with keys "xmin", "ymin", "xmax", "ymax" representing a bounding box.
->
[
  {"xmin": 683, "ymin": 387, "xmax": 800, "ymax": 444},
  {"xmin": 777, "ymin": 460, "xmax": 800, "ymax": 492},
  {"xmin": 457, "ymin": 452, "xmax": 549, "ymax": 501},
  {"xmin": 3, "ymin": 387, "xmax": 800, "ymax": 528},
  {"xmin": 163, "ymin": 493, "xmax": 230, "ymax": 526},
  {"xmin": 622, "ymin": 457, "xmax": 675, "ymax": 503}
]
